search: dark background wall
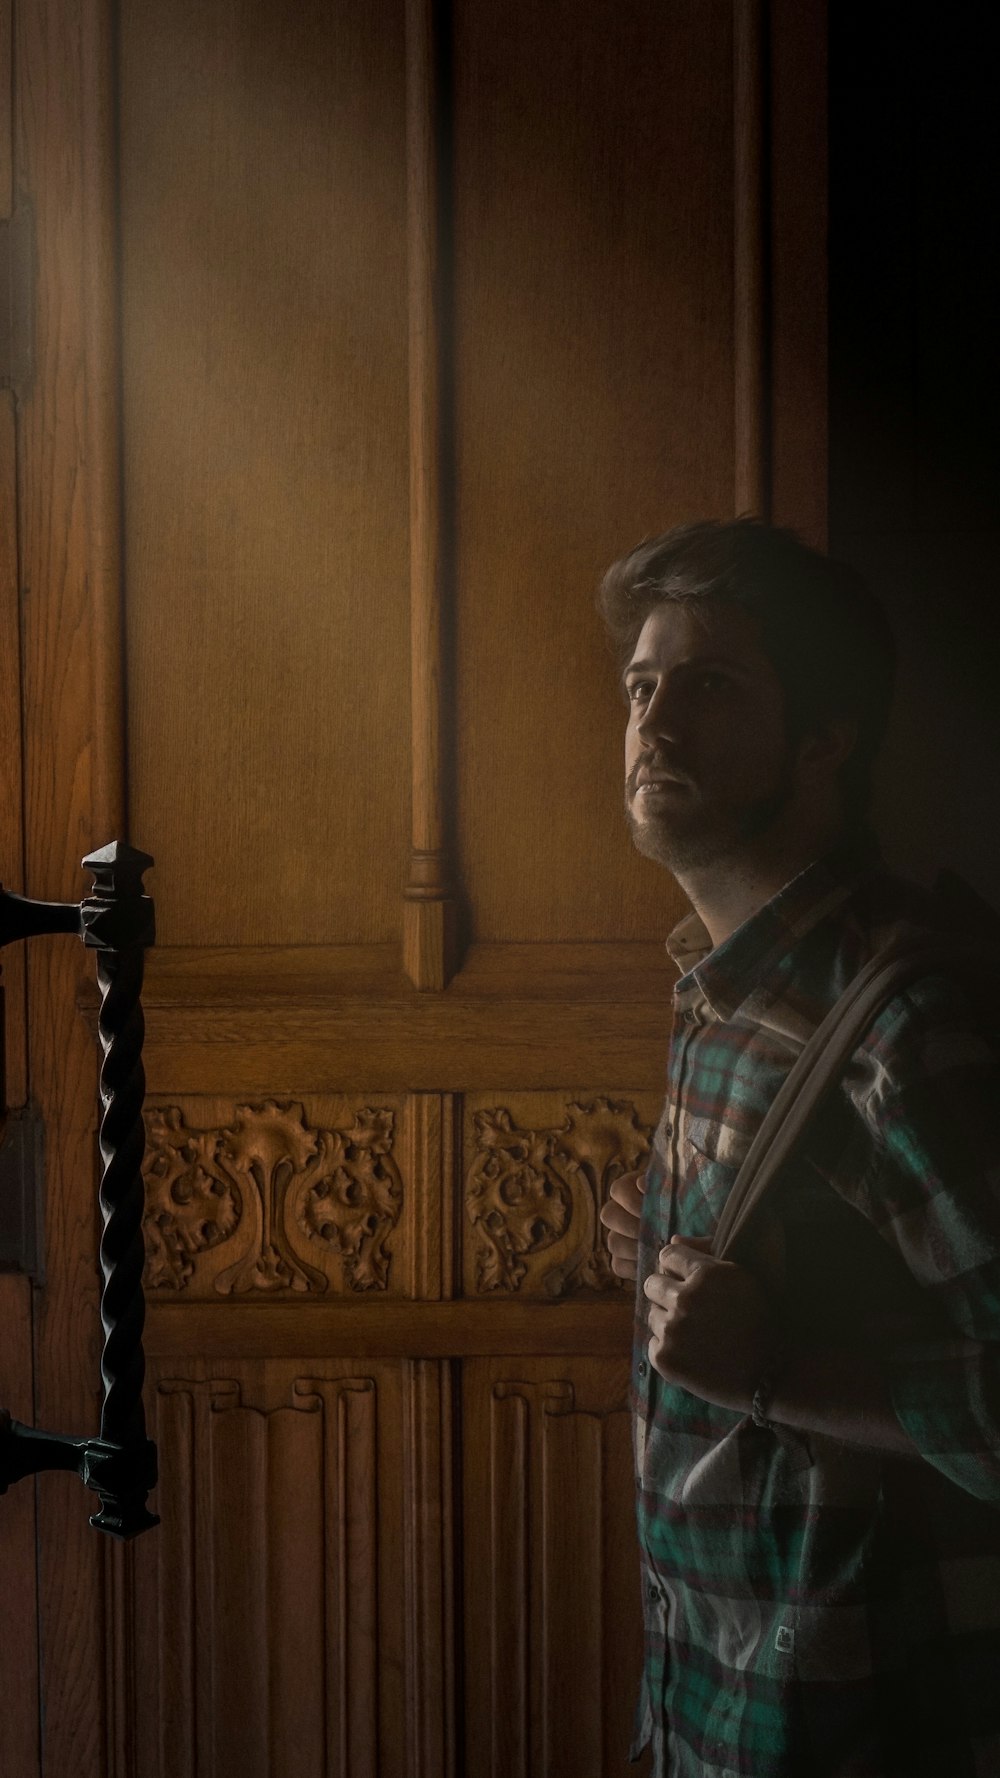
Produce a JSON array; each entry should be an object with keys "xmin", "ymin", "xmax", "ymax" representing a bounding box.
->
[{"xmin": 829, "ymin": 2, "xmax": 1000, "ymax": 903}]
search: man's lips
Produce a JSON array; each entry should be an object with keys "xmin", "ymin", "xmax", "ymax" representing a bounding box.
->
[{"xmin": 629, "ymin": 767, "xmax": 693, "ymax": 794}]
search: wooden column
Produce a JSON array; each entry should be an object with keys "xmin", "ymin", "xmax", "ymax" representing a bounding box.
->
[
  {"xmin": 404, "ymin": 0, "xmax": 458, "ymax": 990},
  {"xmin": 733, "ymin": 0, "xmax": 769, "ymax": 519}
]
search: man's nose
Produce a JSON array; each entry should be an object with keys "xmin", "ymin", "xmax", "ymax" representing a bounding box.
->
[{"xmin": 635, "ymin": 682, "xmax": 679, "ymax": 747}]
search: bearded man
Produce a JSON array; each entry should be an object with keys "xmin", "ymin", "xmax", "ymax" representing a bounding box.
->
[{"xmin": 598, "ymin": 519, "xmax": 1000, "ymax": 1778}]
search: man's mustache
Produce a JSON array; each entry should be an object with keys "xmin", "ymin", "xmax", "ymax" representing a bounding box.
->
[{"xmin": 626, "ymin": 756, "xmax": 694, "ymax": 796}]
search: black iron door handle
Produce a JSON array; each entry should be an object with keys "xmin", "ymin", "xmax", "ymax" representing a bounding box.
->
[{"xmin": 0, "ymin": 842, "xmax": 159, "ymax": 1539}]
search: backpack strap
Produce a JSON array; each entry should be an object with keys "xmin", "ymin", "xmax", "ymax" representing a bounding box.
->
[{"xmin": 710, "ymin": 940, "xmax": 961, "ymax": 1261}]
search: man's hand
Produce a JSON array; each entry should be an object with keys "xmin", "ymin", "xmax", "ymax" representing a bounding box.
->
[
  {"xmin": 598, "ymin": 1169, "xmax": 646, "ymax": 1280},
  {"xmin": 642, "ymin": 1235, "xmax": 774, "ymax": 1411}
]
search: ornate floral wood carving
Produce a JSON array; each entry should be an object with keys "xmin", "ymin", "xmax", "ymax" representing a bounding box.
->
[
  {"xmin": 143, "ymin": 1100, "xmax": 404, "ymax": 1296},
  {"xmin": 465, "ymin": 1096, "xmax": 652, "ymax": 1297}
]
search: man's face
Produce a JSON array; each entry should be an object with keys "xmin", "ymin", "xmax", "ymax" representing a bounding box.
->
[{"xmin": 623, "ymin": 599, "xmax": 798, "ymax": 873}]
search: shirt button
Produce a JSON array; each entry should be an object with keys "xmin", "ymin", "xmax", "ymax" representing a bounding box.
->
[
  {"xmin": 637, "ymin": 1360, "xmax": 648, "ymax": 1377},
  {"xmin": 662, "ymin": 1119, "xmax": 673, "ymax": 1137},
  {"xmin": 683, "ymin": 1007, "xmax": 699, "ymax": 1024},
  {"xmin": 647, "ymin": 1585, "xmax": 662, "ymax": 1603}
]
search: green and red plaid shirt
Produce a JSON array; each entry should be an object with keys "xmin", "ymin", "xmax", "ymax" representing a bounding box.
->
[{"xmin": 630, "ymin": 834, "xmax": 1000, "ymax": 1778}]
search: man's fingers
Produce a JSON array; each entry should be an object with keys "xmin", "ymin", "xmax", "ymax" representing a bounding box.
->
[
  {"xmin": 600, "ymin": 1200, "xmax": 641, "ymax": 1237},
  {"xmin": 605, "ymin": 1230, "xmax": 639, "ymax": 1278},
  {"xmin": 600, "ymin": 1169, "xmax": 651, "ymax": 1283},
  {"xmin": 600, "ymin": 1171, "xmax": 645, "ymax": 1256},
  {"xmin": 643, "ymin": 1273, "xmax": 679, "ymax": 1307},
  {"xmin": 605, "ymin": 1169, "xmax": 646, "ymax": 1219}
]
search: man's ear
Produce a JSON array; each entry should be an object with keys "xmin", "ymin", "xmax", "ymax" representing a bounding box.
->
[{"xmin": 796, "ymin": 714, "xmax": 859, "ymax": 777}]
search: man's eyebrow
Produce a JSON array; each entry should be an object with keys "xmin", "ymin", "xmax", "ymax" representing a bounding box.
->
[
  {"xmin": 621, "ymin": 656, "xmax": 656, "ymax": 684},
  {"xmin": 621, "ymin": 654, "xmax": 745, "ymax": 685}
]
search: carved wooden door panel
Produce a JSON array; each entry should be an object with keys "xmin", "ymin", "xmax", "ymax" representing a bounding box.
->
[{"xmin": 7, "ymin": 1, "xmax": 827, "ymax": 1773}]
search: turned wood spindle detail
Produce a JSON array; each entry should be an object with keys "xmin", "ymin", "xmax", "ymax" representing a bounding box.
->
[{"xmin": 404, "ymin": 0, "xmax": 458, "ymax": 990}]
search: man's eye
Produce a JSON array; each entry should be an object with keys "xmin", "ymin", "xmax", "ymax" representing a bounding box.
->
[
  {"xmin": 697, "ymin": 672, "xmax": 728, "ymax": 692},
  {"xmin": 627, "ymin": 681, "xmax": 653, "ymax": 703}
]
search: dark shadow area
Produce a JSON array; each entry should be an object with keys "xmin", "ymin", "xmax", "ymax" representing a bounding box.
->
[{"xmin": 829, "ymin": 2, "xmax": 1000, "ymax": 901}]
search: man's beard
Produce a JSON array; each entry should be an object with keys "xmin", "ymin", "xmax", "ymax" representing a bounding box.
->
[{"xmin": 624, "ymin": 748, "xmax": 798, "ymax": 874}]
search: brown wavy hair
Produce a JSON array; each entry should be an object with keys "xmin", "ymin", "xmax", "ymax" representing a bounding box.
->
[{"xmin": 597, "ymin": 518, "xmax": 896, "ymax": 825}]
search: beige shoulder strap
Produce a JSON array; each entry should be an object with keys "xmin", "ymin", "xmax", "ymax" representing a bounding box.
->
[{"xmin": 711, "ymin": 940, "xmax": 960, "ymax": 1261}]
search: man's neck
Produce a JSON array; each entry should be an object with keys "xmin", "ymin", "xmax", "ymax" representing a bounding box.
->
[{"xmin": 674, "ymin": 825, "xmax": 850, "ymax": 952}]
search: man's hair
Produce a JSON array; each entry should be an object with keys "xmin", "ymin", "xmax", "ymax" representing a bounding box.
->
[{"xmin": 597, "ymin": 517, "xmax": 897, "ymax": 825}]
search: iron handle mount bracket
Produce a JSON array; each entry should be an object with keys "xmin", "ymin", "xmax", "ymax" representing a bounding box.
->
[{"xmin": 0, "ymin": 842, "xmax": 158, "ymax": 1540}]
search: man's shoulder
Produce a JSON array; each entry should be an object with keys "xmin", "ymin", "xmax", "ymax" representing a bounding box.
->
[
  {"xmin": 803, "ymin": 862, "xmax": 1000, "ymax": 1112},
  {"xmin": 849, "ymin": 880, "xmax": 1000, "ymax": 1115}
]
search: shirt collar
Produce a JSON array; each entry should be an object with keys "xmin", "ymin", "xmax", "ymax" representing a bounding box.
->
[{"xmin": 665, "ymin": 829, "xmax": 883, "ymax": 1020}]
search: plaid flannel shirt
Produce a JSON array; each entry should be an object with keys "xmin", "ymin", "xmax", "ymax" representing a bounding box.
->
[{"xmin": 630, "ymin": 834, "xmax": 1000, "ymax": 1778}]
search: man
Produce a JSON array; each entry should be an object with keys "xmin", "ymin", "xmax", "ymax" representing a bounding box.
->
[{"xmin": 597, "ymin": 519, "xmax": 1000, "ymax": 1777}]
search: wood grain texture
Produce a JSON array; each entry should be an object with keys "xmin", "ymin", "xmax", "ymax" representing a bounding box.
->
[
  {"xmin": 104, "ymin": 1542, "xmax": 139, "ymax": 1778},
  {"xmin": 403, "ymin": 0, "xmax": 458, "ymax": 987},
  {"xmin": 404, "ymin": 1359, "xmax": 457, "ymax": 1778},
  {"xmin": 733, "ymin": 0, "xmax": 768, "ymax": 517},
  {"xmin": 119, "ymin": 0, "xmax": 411, "ymax": 947},
  {"xmin": 0, "ymin": 17, "xmax": 36, "ymax": 1778},
  {"xmin": 132, "ymin": 1362, "xmax": 407, "ymax": 1778},
  {"xmin": 463, "ymin": 1359, "xmax": 646, "ymax": 1778},
  {"xmin": 0, "ymin": 1273, "xmax": 40, "ymax": 1778},
  {"xmin": 15, "ymin": 0, "xmax": 124, "ymax": 1770},
  {"xmin": 0, "ymin": 0, "xmax": 10, "ymax": 215},
  {"xmin": 95, "ymin": 940, "xmax": 679, "ymax": 1096},
  {"xmin": 135, "ymin": 1001, "xmax": 681, "ymax": 1095},
  {"xmin": 144, "ymin": 1298, "xmax": 634, "ymax": 1361},
  {"xmin": 451, "ymin": 0, "xmax": 733, "ymax": 945},
  {"xmin": 130, "ymin": 938, "xmax": 678, "ymax": 1002},
  {"xmin": 0, "ymin": 389, "xmax": 26, "ymax": 1107},
  {"xmin": 18, "ymin": 6, "xmax": 831, "ymax": 1776}
]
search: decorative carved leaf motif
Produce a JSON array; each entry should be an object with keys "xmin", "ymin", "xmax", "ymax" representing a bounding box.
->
[
  {"xmin": 293, "ymin": 1108, "xmax": 404, "ymax": 1291},
  {"xmin": 466, "ymin": 1097, "xmax": 652, "ymax": 1296},
  {"xmin": 142, "ymin": 1101, "xmax": 403, "ymax": 1295},
  {"xmin": 143, "ymin": 1106, "xmax": 242, "ymax": 1289}
]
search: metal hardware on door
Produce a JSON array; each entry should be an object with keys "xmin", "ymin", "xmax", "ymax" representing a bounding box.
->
[{"xmin": 0, "ymin": 841, "xmax": 159, "ymax": 1539}]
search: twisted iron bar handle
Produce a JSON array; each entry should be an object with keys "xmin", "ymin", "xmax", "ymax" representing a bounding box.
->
[
  {"xmin": 0, "ymin": 843, "xmax": 158, "ymax": 1538},
  {"xmin": 94, "ymin": 948, "xmax": 148, "ymax": 1451},
  {"xmin": 81, "ymin": 842, "xmax": 158, "ymax": 1536}
]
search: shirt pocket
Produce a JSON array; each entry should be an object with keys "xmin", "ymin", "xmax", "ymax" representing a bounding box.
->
[{"xmin": 676, "ymin": 1123, "xmax": 755, "ymax": 1241}]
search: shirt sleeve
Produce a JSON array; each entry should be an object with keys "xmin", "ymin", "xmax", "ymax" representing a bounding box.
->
[{"xmin": 856, "ymin": 969, "xmax": 1000, "ymax": 1501}]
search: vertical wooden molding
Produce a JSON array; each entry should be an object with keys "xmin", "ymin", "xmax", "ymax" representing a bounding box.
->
[
  {"xmin": 733, "ymin": 0, "xmax": 769, "ymax": 518},
  {"xmin": 154, "ymin": 1385, "xmax": 195, "ymax": 1778},
  {"xmin": 405, "ymin": 1091, "xmax": 456, "ymax": 1299},
  {"xmin": 329, "ymin": 1380, "xmax": 379, "ymax": 1778},
  {"xmin": 490, "ymin": 1386, "xmax": 530, "ymax": 1778},
  {"xmin": 103, "ymin": 1541, "xmax": 137, "ymax": 1778},
  {"xmin": 404, "ymin": 0, "xmax": 458, "ymax": 991},
  {"xmin": 404, "ymin": 1359, "xmax": 457, "ymax": 1778},
  {"xmin": 157, "ymin": 1380, "xmax": 237, "ymax": 1778}
]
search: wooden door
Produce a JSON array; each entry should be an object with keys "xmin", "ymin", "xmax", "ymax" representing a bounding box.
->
[{"xmin": 2, "ymin": 2, "xmax": 827, "ymax": 1773}]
